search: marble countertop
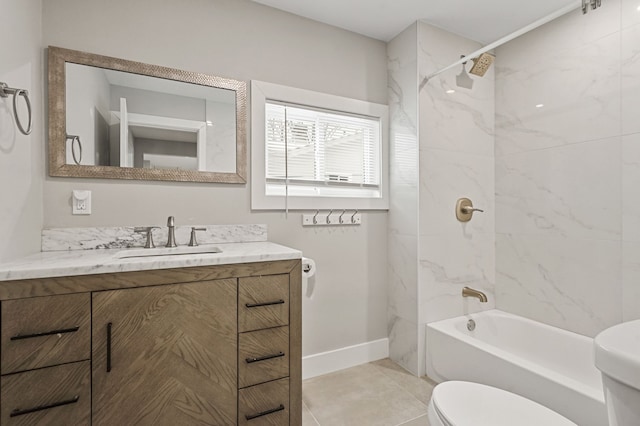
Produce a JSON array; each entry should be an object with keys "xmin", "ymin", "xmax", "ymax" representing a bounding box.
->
[{"xmin": 0, "ymin": 242, "xmax": 302, "ymax": 282}]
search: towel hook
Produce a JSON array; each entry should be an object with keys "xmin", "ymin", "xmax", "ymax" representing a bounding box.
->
[
  {"xmin": 326, "ymin": 209, "xmax": 334, "ymax": 224},
  {"xmin": 313, "ymin": 210, "xmax": 320, "ymax": 225},
  {"xmin": 0, "ymin": 82, "xmax": 32, "ymax": 135},
  {"xmin": 66, "ymin": 135, "xmax": 82, "ymax": 165},
  {"xmin": 351, "ymin": 210, "xmax": 359, "ymax": 224},
  {"xmin": 339, "ymin": 209, "xmax": 347, "ymax": 224}
]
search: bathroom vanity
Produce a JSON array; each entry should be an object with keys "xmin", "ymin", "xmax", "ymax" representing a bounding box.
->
[{"xmin": 0, "ymin": 241, "xmax": 302, "ymax": 425}]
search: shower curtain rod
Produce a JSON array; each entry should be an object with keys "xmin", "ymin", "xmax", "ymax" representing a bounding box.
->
[{"xmin": 419, "ymin": 1, "xmax": 581, "ymax": 90}]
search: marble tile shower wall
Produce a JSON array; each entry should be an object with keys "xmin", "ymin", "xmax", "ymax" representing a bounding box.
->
[
  {"xmin": 387, "ymin": 22, "xmax": 496, "ymax": 376},
  {"xmin": 495, "ymin": 0, "xmax": 640, "ymax": 336},
  {"xmin": 417, "ymin": 23, "xmax": 496, "ymax": 376},
  {"xmin": 388, "ymin": 23, "xmax": 420, "ymax": 375}
]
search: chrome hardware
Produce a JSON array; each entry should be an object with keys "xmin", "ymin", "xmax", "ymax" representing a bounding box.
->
[
  {"xmin": 66, "ymin": 135, "xmax": 82, "ymax": 165},
  {"xmin": 339, "ymin": 209, "xmax": 347, "ymax": 224},
  {"xmin": 313, "ymin": 210, "xmax": 320, "ymax": 225},
  {"xmin": 351, "ymin": 210, "xmax": 359, "ymax": 224},
  {"xmin": 166, "ymin": 216, "xmax": 177, "ymax": 247},
  {"xmin": 134, "ymin": 226, "xmax": 159, "ymax": 248},
  {"xmin": 0, "ymin": 81, "xmax": 32, "ymax": 135},
  {"xmin": 456, "ymin": 198, "xmax": 484, "ymax": 222},
  {"xmin": 326, "ymin": 209, "xmax": 334, "ymax": 224},
  {"xmin": 462, "ymin": 286, "xmax": 488, "ymax": 303},
  {"xmin": 188, "ymin": 227, "xmax": 206, "ymax": 247},
  {"xmin": 467, "ymin": 319, "xmax": 476, "ymax": 331}
]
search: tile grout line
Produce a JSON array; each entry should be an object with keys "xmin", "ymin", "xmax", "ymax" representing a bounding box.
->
[
  {"xmin": 371, "ymin": 362, "xmax": 434, "ymax": 409},
  {"xmin": 396, "ymin": 413, "xmax": 429, "ymax": 426},
  {"xmin": 303, "ymin": 399, "xmax": 323, "ymax": 426}
]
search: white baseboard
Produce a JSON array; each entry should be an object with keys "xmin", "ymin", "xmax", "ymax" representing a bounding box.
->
[{"xmin": 302, "ymin": 338, "xmax": 389, "ymax": 380}]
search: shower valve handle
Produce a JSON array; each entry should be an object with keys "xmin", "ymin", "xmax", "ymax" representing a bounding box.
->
[{"xmin": 461, "ymin": 206, "xmax": 484, "ymax": 214}]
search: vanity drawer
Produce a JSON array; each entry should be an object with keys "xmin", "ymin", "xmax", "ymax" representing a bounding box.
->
[
  {"xmin": 239, "ymin": 326, "xmax": 290, "ymax": 388},
  {"xmin": 239, "ymin": 377, "xmax": 289, "ymax": 425},
  {"xmin": 239, "ymin": 274, "xmax": 289, "ymax": 332},
  {"xmin": 0, "ymin": 360, "xmax": 91, "ymax": 425},
  {"xmin": 1, "ymin": 293, "xmax": 91, "ymax": 374}
]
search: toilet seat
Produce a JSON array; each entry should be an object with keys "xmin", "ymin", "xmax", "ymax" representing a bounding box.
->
[{"xmin": 429, "ymin": 381, "xmax": 576, "ymax": 426}]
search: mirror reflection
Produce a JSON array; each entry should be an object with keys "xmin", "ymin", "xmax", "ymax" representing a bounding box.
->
[{"xmin": 65, "ymin": 63, "xmax": 237, "ymax": 172}]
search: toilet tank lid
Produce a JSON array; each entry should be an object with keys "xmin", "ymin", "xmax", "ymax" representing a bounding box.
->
[
  {"xmin": 432, "ymin": 381, "xmax": 577, "ymax": 426},
  {"xmin": 595, "ymin": 319, "xmax": 640, "ymax": 389}
]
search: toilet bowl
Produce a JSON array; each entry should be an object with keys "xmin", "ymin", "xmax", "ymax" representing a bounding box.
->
[
  {"xmin": 594, "ymin": 319, "xmax": 640, "ymax": 426},
  {"xmin": 427, "ymin": 381, "xmax": 576, "ymax": 426}
]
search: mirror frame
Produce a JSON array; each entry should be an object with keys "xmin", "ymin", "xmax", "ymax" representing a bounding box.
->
[{"xmin": 48, "ymin": 46, "xmax": 247, "ymax": 183}]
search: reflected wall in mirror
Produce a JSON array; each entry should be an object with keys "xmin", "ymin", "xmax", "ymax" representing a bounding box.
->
[{"xmin": 49, "ymin": 46, "xmax": 246, "ymax": 183}]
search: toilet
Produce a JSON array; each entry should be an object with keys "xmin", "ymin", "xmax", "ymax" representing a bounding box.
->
[{"xmin": 427, "ymin": 381, "xmax": 577, "ymax": 426}]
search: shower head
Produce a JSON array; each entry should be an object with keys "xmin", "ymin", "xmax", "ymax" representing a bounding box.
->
[
  {"xmin": 456, "ymin": 62, "xmax": 474, "ymax": 90},
  {"xmin": 469, "ymin": 53, "xmax": 495, "ymax": 77}
]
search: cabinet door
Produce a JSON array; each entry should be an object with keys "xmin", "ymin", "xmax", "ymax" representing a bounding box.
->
[{"xmin": 92, "ymin": 279, "xmax": 237, "ymax": 426}]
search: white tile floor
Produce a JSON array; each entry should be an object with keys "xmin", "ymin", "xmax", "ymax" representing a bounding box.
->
[{"xmin": 302, "ymin": 359, "xmax": 436, "ymax": 426}]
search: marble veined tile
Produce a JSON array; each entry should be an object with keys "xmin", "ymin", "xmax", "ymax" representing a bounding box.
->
[
  {"xmin": 388, "ymin": 234, "xmax": 418, "ymax": 323},
  {"xmin": 622, "ymin": 24, "xmax": 640, "ymax": 135},
  {"xmin": 623, "ymin": 241, "xmax": 640, "ymax": 321},
  {"xmin": 495, "ymin": 234, "xmax": 622, "ymax": 337},
  {"xmin": 419, "ymin": 148, "xmax": 495, "ymax": 236},
  {"xmin": 419, "ymin": 232, "xmax": 496, "ymax": 324},
  {"xmin": 42, "ymin": 224, "xmax": 268, "ymax": 251},
  {"xmin": 388, "ymin": 315, "xmax": 420, "ymax": 377},
  {"xmin": 496, "ymin": 0, "xmax": 620, "ymax": 64},
  {"xmin": 496, "ymin": 137, "xmax": 621, "ymax": 240},
  {"xmin": 623, "ymin": 133, "xmax": 640, "ymax": 242},
  {"xmin": 496, "ymin": 31, "xmax": 620, "ymax": 156},
  {"xmin": 622, "ymin": 0, "xmax": 640, "ymax": 30},
  {"xmin": 418, "ymin": 22, "xmax": 494, "ymax": 157}
]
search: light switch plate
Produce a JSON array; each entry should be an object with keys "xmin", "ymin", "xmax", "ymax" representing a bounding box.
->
[{"xmin": 72, "ymin": 190, "xmax": 92, "ymax": 215}]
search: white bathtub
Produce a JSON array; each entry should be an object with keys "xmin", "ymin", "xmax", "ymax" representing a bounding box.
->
[{"xmin": 426, "ymin": 310, "xmax": 607, "ymax": 426}]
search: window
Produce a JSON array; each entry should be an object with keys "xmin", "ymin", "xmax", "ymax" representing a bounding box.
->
[{"xmin": 252, "ymin": 81, "xmax": 389, "ymax": 210}]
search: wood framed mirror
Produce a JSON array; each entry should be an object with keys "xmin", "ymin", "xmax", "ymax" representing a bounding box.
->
[{"xmin": 48, "ymin": 46, "xmax": 246, "ymax": 183}]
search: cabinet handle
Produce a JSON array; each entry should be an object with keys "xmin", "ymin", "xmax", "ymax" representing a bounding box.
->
[
  {"xmin": 245, "ymin": 351, "xmax": 285, "ymax": 364},
  {"xmin": 11, "ymin": 326, "xmax": 80, "ymax": 340},
  {"xmin": 245, "ymin": 404, "xmax": 285, "ymax": 421},
  {"xmin": 10, "ymin": 395, "xmax": 79, "ymax": 417},
  {"xmin": 106, "ymin": 322, "xmax": 112, "ymax": 373},
  {"xmin": 245, "ymin": 299, "xmax": 285, "ymax": 308}
]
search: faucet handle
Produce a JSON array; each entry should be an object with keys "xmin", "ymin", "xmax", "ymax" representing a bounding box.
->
[
  {"xmin": 134, "ymin": 226, "xmax": 160, "ymax": 249},
  {"xmin": 167, "ymin": 216, "xmax": 175, "ymax": 227},
  {"xmin": 188, "ymin": 227, "xmax": 207, "ymax": 247}
]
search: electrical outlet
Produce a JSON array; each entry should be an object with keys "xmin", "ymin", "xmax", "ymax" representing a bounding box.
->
[{"xmin": 72, "ymin": 190, "xmax": 92, "ymax": 215}]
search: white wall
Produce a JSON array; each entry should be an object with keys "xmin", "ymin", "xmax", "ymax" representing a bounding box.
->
[
  {"xmin": 42, "ymin": 0, "xmax": 389, "ymax": 358},
  {"xmin": 495, "ymin": 1, "xmax": 633, "ymax": 337},
  {"xmin": 0, "ymin": 0, "xmax": 43, "ymax": 262}
]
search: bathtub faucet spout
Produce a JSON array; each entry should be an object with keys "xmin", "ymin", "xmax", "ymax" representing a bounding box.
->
[{"xmin": 462, "ymin": 286, "xmax": 488, "ymax": 303}]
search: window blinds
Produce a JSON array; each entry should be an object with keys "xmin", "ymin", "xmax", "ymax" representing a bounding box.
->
[{"xmin": 265, "ymin": 101, "xmax": 381, "ymax": 198}]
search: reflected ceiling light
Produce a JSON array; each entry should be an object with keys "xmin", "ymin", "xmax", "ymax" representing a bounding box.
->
[
  {"xmin": 446, "ymin": 89, "xmax": 456, "ymax": 94},
  {"xmin": 535, "ymin": 104, "xmax": 544, "ymax": 108},
  {"xmin": 206, "ymin": 120, "xmax": 214, "ymax": 126}
]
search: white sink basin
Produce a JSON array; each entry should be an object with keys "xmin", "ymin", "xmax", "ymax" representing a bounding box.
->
[
  {"xmin": 594, "ymin": 319, "xmax": 640, "ymax": 390},
  {"xmin": 115, "ymin": 245, "xmax": 222, "ymax": 259}
]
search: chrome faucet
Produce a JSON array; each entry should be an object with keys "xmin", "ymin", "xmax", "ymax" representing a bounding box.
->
[
  {"xmin": 462, "ymin": 286, "xmax": 488, "ymax": 303},
  {"xmin": 166, "ymin": 216, "xmax": 177, "ymax": 247}
]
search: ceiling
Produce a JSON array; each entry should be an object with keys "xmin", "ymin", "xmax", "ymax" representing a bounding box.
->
[{"xmin": 251, "ymin": 0, "xmax": 579, "ymax": 43}]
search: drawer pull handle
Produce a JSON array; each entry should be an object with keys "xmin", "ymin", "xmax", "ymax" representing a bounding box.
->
[
  {"xmin": 245, "ymin": 404, "xmax": 285, "ymax": 421},
  {"xmin": 10, "ymin": 395, "xmax": 79, "ymax": 417},
  {"xmin": 246, "ymin": 351, "xmax": 285, "ymax": 364},
  {"xmin": 11, "ymin": 326, "xmax": 80, "ymax": 341},
  {"xmin": 106, "ymin": 322, "xmax": 112, "ymax": 373},
  {"xmin": 245, "ymin": 299, "xmax": 285, "ymax": 308}
]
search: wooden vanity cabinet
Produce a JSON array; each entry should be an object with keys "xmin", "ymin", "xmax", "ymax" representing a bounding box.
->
[
  {"xmin": 91, "ymin": 279, "xmax": 238, "ymax": 425},
  {"xmin": 0, "ymin": 259, "xmax": 302, "ymax": 426}
]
